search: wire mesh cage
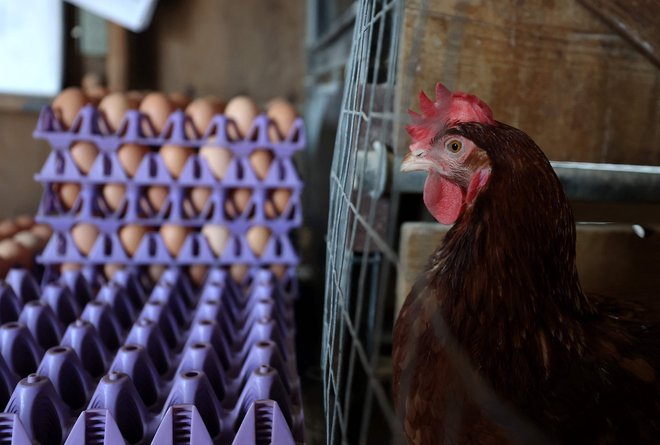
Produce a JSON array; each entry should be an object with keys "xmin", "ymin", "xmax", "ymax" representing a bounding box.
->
[{"xmin": 322, "ymin": 0, "xmax": 407, "ymax": 443}]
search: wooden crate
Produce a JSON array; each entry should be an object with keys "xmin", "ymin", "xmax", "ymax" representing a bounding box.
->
[{"xmin": 394, "ymin": 0, "xmax": 660, "ymax": 165}]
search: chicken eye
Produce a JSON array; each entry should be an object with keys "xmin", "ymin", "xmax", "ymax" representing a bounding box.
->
[{"xmin": 447, "ymin": 139, "xmax": 462, "ymax": 153}]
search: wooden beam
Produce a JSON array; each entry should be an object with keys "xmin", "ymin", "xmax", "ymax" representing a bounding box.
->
[{"xmin": 578, "ymin": 0, "xmax": 660, "ymax": 67}]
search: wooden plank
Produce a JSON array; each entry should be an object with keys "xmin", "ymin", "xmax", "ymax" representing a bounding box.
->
[
  {"xmin": 578, "ymin": 0, "xmax": 660, "ymax": 67},
  {"xmin": 395, "ymin": 0, "xmax": 660, "ymax": 166},
  {"xmin": 396, "ymin": 222, "xmax": 660, "ymax": 317}
]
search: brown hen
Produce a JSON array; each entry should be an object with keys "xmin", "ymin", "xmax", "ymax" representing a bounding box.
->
[{"xmin": 392, "ymin": 83, "xmax": 660, "ymax": 444}]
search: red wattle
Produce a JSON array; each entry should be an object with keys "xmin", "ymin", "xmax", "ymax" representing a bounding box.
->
[{"xmin": 423, "ymin": 172, "xmax": 463, "ymax": 225}]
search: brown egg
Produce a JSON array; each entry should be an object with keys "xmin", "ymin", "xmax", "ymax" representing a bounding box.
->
[
  {"xmin": 119, "ymin": 224, "xmax": 150, "ymax": 257},
  {"xmin": 160, "ymin": 224, "xmax": 191, "ymax": 257},
  {"xmin": 0, "ymin": 220, "xmax": 19, "ymax": 240},
  {"xmin": 148, "ymin": 264, "xmax": 167, "ymax": 283},
  {"xmin": 229, "ymin": 264, "xmax": 250, "ymax": 283},
  {"xmin": 61, "ymin": 263, "xmax": 82, "ymax": 272},
  {"xmin": 147, "ymin": 186, "xmax": 169, "ymax": 213},
  {"xmin": 201, "ymin": 224, "xmax": 230, "ymax": 256},
  {"xmin": 139, "ymin": 92, "xmax": 174, "ymax": 134},
  {"xmin": 224, "ymin": 96, "xmax": 259, "ymax": 139},
  {"xmin": 117, "ymin": 144, "xmax": 150, "ymax": 177},
  {"xmin": 57, "ymin": 183, "xmax": 81, "ymax": 210},
  {"xmin": 249, "ymin": 149, "xmax": 273, "ymax": 179},
  {"xmin": 81, "ymin": 72, "xmax": 104, "ymax": 91},
  {"xmin": 15, "ymin": 214, "xmax": 35, "ymax": 230},
  {"xmin": 70, "ymin": 141, "xmax": 99, "ymax": 175},
  {"xmin": 186, "ymin": 96, "xmax": 225, "ymax": 136},
  {"xmin": 13, "ymin": 231, "xmax": 41, "ymax": 252},
  {"xmin": 188, "ymin": 265, "xmax": 208, "ymax": 287},
  {"xmin": 52, "ymin": 87, "xmax": 88, "ymax": 129},
  {"xmin": 246, "ymin": 226, "xmax": 271, "ymax": 257},
  {"xmin": 31, "ymin": 224, "xmax": 53, "ymax": 242},
  {"xmin": 267, "ymin": 98, "xmax": 297, "ymax": 141},
  {"xmin": 104, "ymin": 263, "xmax": 124, "ymax": 280},
  {"xmin": 99, "ymin": 92, "xmax": 138, "ymax": 132},
  {"xmin": 85, "ymin": 86, "xmax": 108, "ymax": 106},
  {"xmin": 159, "ymin": 145, "xmax": 194, "ymax": 179},
  {"xmin": 199, "ymin": 145, "xmax": 232, "ymax": 179},
  {"xmin": 126, "ymin": 90, "xmax": 147, "ymax": 103},
  {"xmin": 224, "ymin": 188, "xmax": 252, "ymax": 218},
  {"xmin": 16, "ymin": 229, "xmax": 48, "ymax": 252},
  {"xmin": 189, "ymin": 187, "xmax": 212, "ymax": 214},
  {"xmin": 103, "ymin": 184, "xmax": 126, "ymax": 211},
  {"xmin": 265, "ymin": 189, "xmax": 293, "ymax": 218},
  {"xmin": 169, "ymin": 92, "xmax": 191, "ymax": 110},
  {"xmin": 71, "ymin": 223, "xmax": 99, "ymax": 256},
  {"xmin": 0, "ymin": 239, "xmax": 32, "ymax": 268},
  {"xmin": 270, "ymin": 264, "xmax": 288, "ymax": 280}
]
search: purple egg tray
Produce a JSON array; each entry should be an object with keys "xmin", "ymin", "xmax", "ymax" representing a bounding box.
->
[
  {"xmin": 0, "ymin": 266, "xmax": 304, "ymax": 444},
  {"xmin": 33, "ymin": 105, "xmax": 305, "ymax": 268}
]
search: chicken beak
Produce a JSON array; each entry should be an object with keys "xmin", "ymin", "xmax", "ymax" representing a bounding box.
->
[{"xmin": 401, "ymin": 149, "xmax": 436, "ymax": 173}]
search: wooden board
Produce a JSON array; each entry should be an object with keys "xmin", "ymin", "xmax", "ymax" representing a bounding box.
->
[
  {"xmin": 395, "ymin": 0, "xmax": 660, "ymax": 165},
  {"xmin": 578, "ymin": 0, "xmax": 660, "ymax": 67},
  {"xmin": 396, "ymin": 222, "xmax": 660, "ymax": 317}
]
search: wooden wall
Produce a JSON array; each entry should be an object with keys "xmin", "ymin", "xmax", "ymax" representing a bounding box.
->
[
  {"xmin": 0, "ymin": 111, "xmax": 50, "ymax": 217},
  {"xmin": 135, "ymin": 0, "xmax": 305, "ymax": 104},
  {"xmin": 395, "ymin": 0, "xmax": 660, "ymax": 165}
]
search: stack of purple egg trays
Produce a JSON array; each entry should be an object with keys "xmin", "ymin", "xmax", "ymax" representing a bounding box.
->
[
  {"xmin": 0, "ymin": 104, "xmax": 308, "ymax": 444},
  {"xmin": 33, "ymin": 104, "xmax": 304, "ymax": 274},
  {"xmin": 0, "ymin": 267, "xmax": 303, "ymax": 444}
]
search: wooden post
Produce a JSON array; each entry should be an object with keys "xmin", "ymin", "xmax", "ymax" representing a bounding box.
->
[{"xmin": 106, "ymin": 22, "xmax": 129, "ymax": 91}]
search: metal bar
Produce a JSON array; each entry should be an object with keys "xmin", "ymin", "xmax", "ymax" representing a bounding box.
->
[{"xmin": 390, "ymin": 156, "xmax": 660, "ymax": 203}]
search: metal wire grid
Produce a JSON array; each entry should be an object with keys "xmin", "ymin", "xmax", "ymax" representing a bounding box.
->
[{"xmin": 322, "ymin": 0, "xmax": 405, "ymax": 443}]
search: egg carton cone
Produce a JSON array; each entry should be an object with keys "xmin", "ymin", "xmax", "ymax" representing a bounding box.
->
[
  {"xmin": 37, "ymin": 229, "xmax": 300, "ymax": 269},
  {"xmin": 0, "ymin": 266, "xmax": 303, "ymax": 444},
  {"xmin": 230, "ymin": 400, "xmax": 296, "ymax": 445},
  {"xmin": 60, "ymin": 400, "xmax": 298, "ymax": 445},
  {"xmin": 0, "ymin": 284, "xmax": 22, "ymax": 325},
  {"xmin": 5, "ymin": 269, "xmax": 41, "ymax": 304}
]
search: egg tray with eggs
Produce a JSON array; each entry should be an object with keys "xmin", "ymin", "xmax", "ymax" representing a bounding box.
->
[
  {"xmin": 33, "ymin": 102, "xmax": 304, "ymax": 272},
  {"xmin": 33, "ymin": 102, "xmax": 304, "ymax": 229},
  {"xmin": 0, "ymin": 266, "xmax": 304, "ymax": 444},
  {"xmin": 35, "ymin": 222, "xmax": 299, "ymax": 272}
]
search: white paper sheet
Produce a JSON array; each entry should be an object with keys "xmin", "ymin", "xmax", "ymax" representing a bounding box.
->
[
  {"xmin": 65, "ymin": 0, "xmax": 159, "ymax": 32},
  {"xmin": 0, "ymin": 0, "xmax": 63, "ymax": 97}
]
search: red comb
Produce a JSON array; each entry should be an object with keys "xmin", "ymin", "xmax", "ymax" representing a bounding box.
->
[{"xmin": 405, "ymin": 83, "xmax": 495, "ymax": 145}]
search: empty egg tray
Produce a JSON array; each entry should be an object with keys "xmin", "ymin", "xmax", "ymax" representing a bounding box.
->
[
  {"xmin": 33, "ymin": 105, "xmax": 305, "ymax": 268},
  {"xmin": 0, "ymin": 266, "xmax": 304, "ymax": 444}
]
